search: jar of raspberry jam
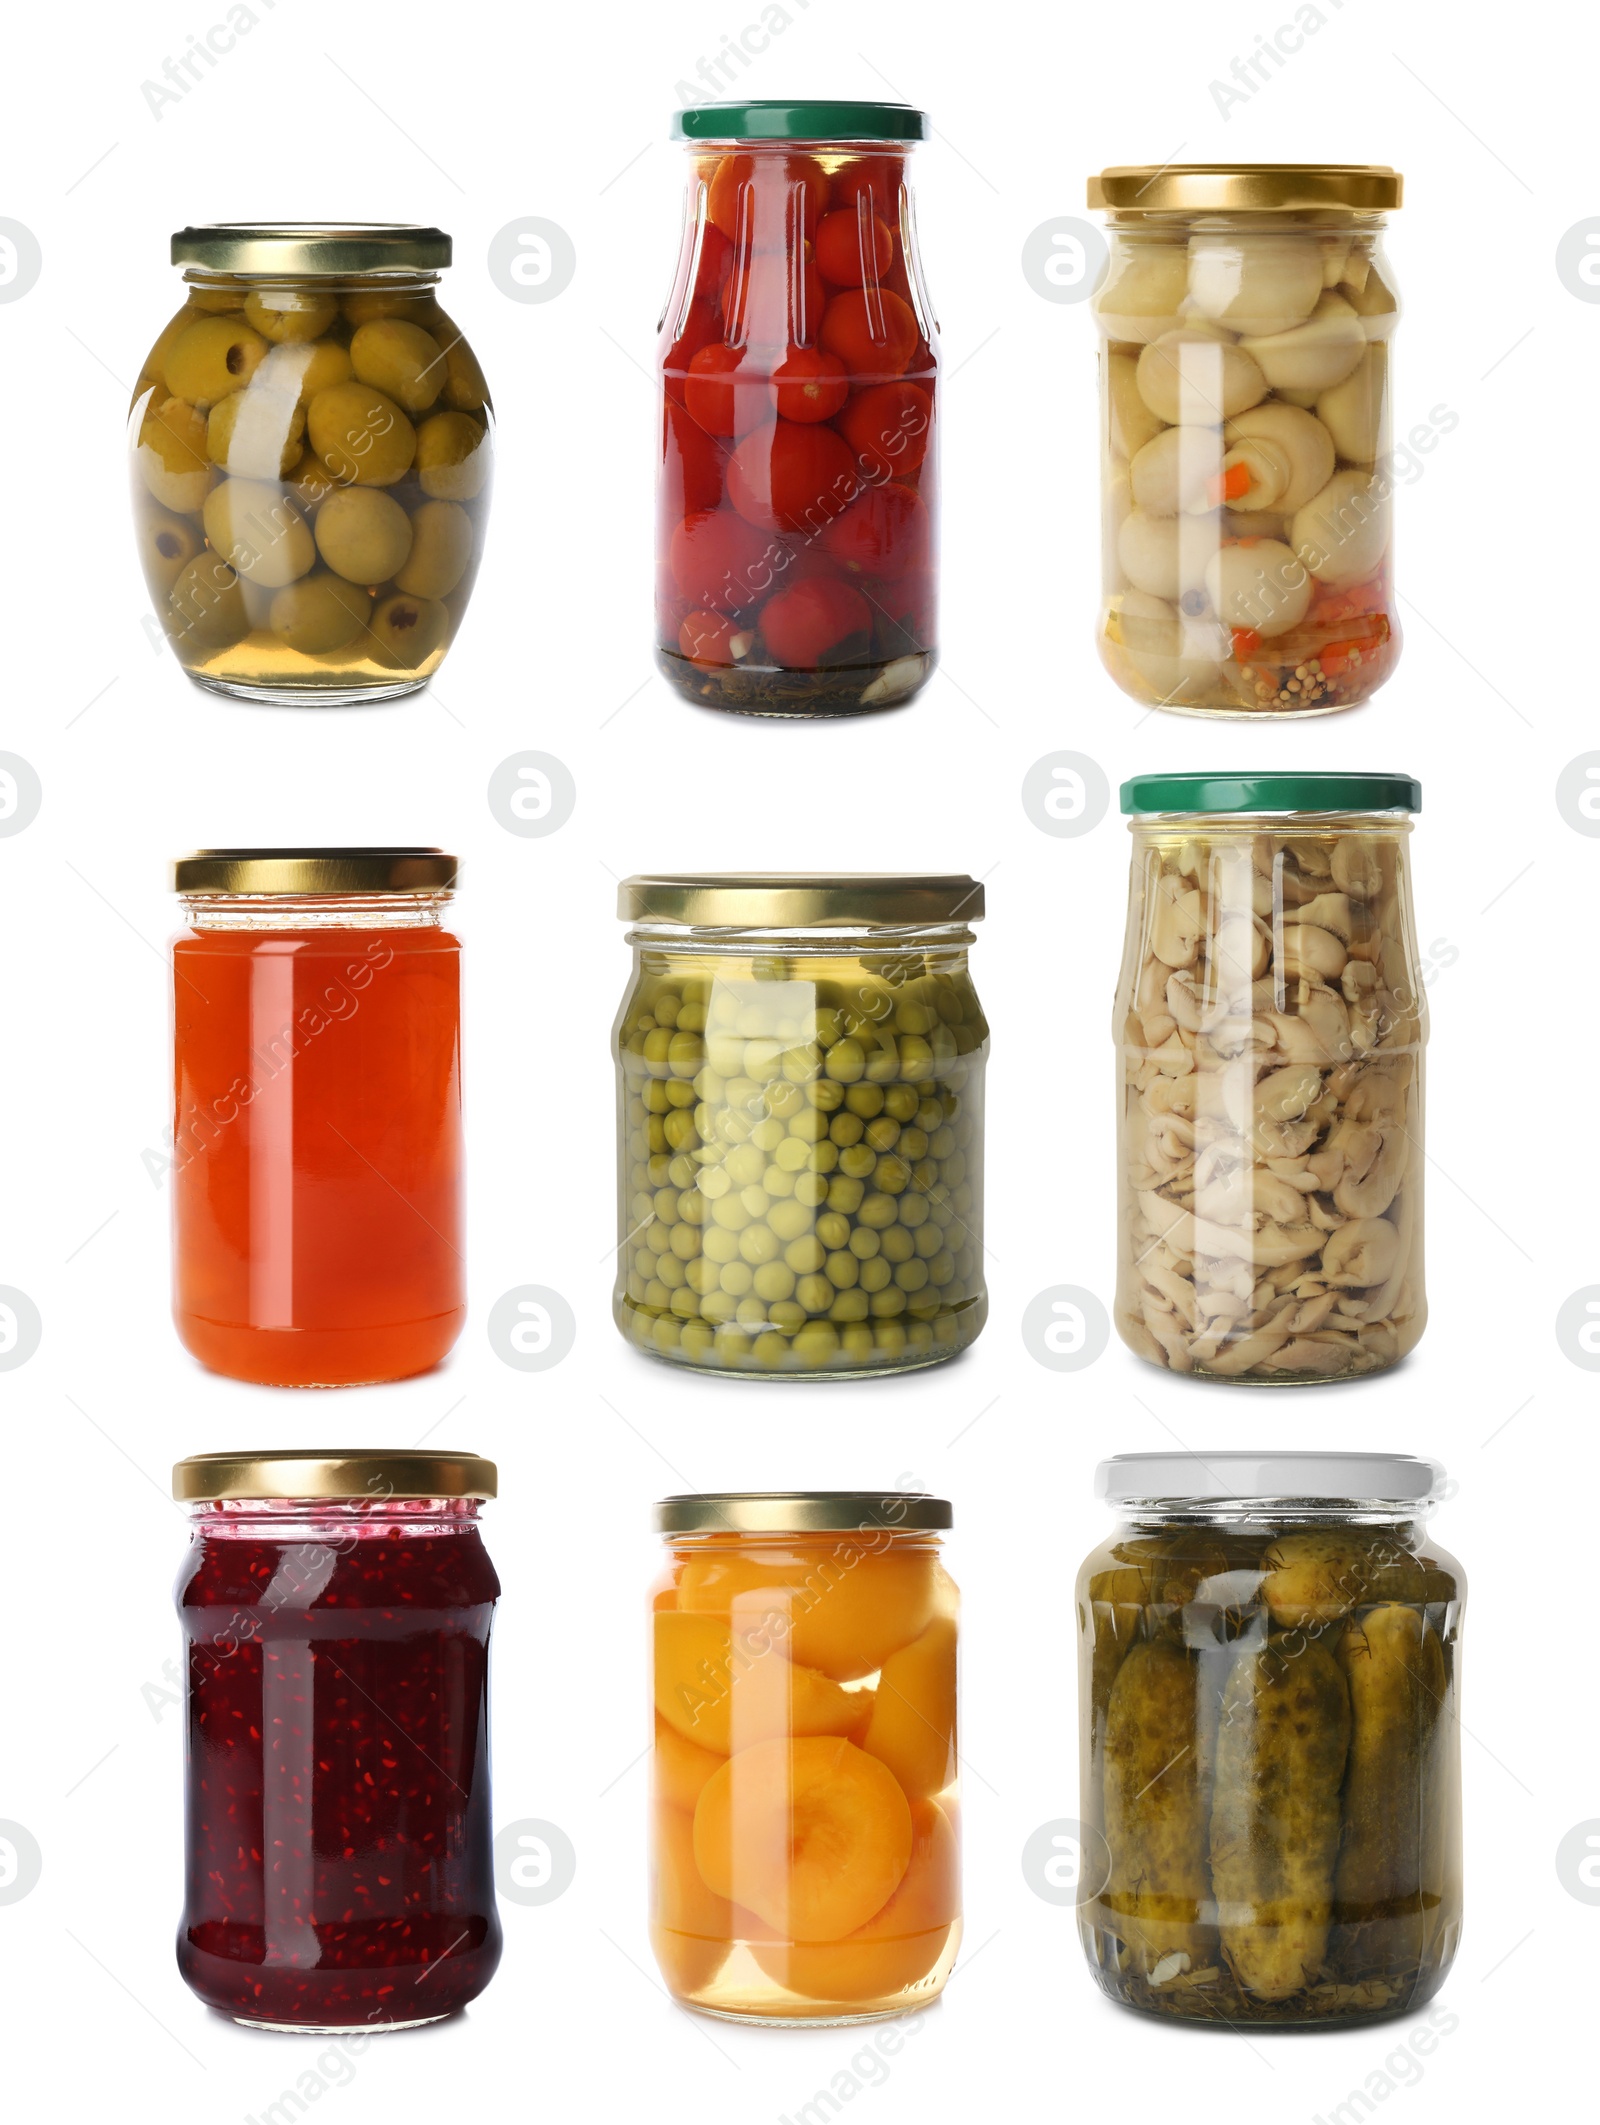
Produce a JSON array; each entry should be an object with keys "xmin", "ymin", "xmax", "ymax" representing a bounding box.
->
[
  {"xmin": 173, "ymin": 1449, "xmax": 501, "ymax": 2031},
  {"xmin": 658, "ymin": 100, "xmax": 939, "ymax": 716},
  {"xmin": 171, "ymin": 848, "xmax": 464, "ymax": 1387}
]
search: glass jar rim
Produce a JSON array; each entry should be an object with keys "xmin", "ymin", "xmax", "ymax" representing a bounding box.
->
[
  {"xmin": 618, "ymin": 874, "xmax": 983, "ymax": 929},
  {"xmin": 171, "ymin": 223, "xmax": 451, "ymax": 274},
  {"xmin": 673, "ymin": 101, "xmax": 927, "ymax": 143},
  {"xmin": 1089, "ymin": 165, "xmax": 1401, "ymax": 214},
  {"xmin": 1097, "ymin": 1450, "xmax": 1443, "ymax": 1511},
  {"xmin": 173, "ymin": 1449, "xmax": 496, "ymax": 1502},
  {"xmin": 1121, "ymin": 773, "xmax": 1419, "ymax": 817},
  {"xmin": 172, "ymin": 848, "xmax": 457, "ymax": 895},
  {"xmin": 655, "ymin": 1490, "xmax": 951, "ymax": 1534}
]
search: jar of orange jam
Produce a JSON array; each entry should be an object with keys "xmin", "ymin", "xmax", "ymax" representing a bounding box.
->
[
  {"xmin": 651, "ymin": 1489, "xmax": 960, "ymax": 2023},
  {"xmin": 170, "ymin": 848, "xmax": 464, "ymax": 1387}
]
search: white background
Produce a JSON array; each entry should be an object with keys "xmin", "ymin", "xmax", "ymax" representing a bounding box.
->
[{"xmin": 0, "ymin": 0, "xmax": 1594, "ymax": 2118}]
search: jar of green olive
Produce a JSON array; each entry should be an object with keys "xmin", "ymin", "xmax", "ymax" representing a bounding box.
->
[
  {"xmin": 614, "ymin": 874, "xmax": 988, "ymax": 1378},
  {"xmin": 130, "ymin": 223, "xmax": 492, "ymax": 706}
]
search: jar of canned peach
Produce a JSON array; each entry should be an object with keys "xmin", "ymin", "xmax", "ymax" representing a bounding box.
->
[
  {"xmin": 130, "ymin": 223, "xmax": 492, "ymax": 705},
  {"xmin": 651, "ymin": 1489, "xmax": 960, "ymax": 2023},
  {"xmin": 1089, "ymin": 165, "xmax": 1401, "ymax": 717}
]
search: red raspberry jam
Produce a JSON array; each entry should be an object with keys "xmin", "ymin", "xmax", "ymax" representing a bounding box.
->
[{"xmin": 174, "ymin": 1482, "xmax": 500, "ymax": 2030}]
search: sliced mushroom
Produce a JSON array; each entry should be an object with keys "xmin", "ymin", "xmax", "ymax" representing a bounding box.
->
[{"xmin": 1321, "ymin": 1216, "xmax": 1401, "ymax": 1288}]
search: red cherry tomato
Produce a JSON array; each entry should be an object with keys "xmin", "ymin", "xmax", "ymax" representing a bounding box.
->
[
  {"xmin": 692, "ymin": 222, "xmax": 733, "ymax": 306},
  {"xmin": 684, "ymin": 342, "xmax": 770, "ymax": 438},
  {"xmin": 831, "ymin": 156, "xmax": 900, "ymax": 217},
  {"xmin": 836, "ymin": 381, "xmax": 933, "ymax": 481},
  {"xmin": 662, "ymin": 296, "xmax": 722, "ymax": 407},
  {"xmin": 678, "ymin": 608, "xmax": 752, "ymax": 666},
  {"xmin": 817, "ymin": 483, "xmax": 928, "ymax": 583},
  {"xmin": 819, "ymin": 288, "xmax": 920, "ymax": 379},
  {"xmin": 670, "ymin": 509, "xmax": 777, "ymax": 613},
  {"xmin": 662, "ymin": 397, "xmax": 724, "ymax": 516},
  {"xmin": 770, "ymin": 347, "xmax": 849, "ymax": 423},
  {"xmin": 707, "ymin": 152, "xmax": 827, "ymax": 243},
  {"xmin": 760, "ymin": 576, "xmax": 872, "ymax": 667},
  {"xmin": 814, "ymin": 209, "xmax": 894, "ymax": 288},
  {"xmin": 726, "ymin": 419, "xmax": 859, "ymax": 535}
]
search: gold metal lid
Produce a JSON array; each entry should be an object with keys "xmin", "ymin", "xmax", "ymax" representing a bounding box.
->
[
  {"xmin": 1088, "ymin": 164, "xmax": 1402, "ymax": 214},
  {"xmin": 171, "ymin": 223, "xmax": 451, "ymax": 275},
  {"xmin": 173, "ymin": 848, "xmax": 457, "ymax": 895},
  {"xmin": 618, "ymin": 874, "xmax": 984, "ymax": 929},
  {"xmin": 174, "ymin": 1449, "xmax": 496, "ymax": 1502},
  {"xmin": 654, "ymin": 1490, "xmax": 952, "ymax": 1534}
]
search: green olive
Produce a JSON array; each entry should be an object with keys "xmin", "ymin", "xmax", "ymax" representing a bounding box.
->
[
  {"xmin": 267, "ymin": 573, "xmax": 371, "ymax": 655},
  {"xmin": 350, "ymin": 318, "xmax": 448, "ymax": 414},
  {"xmin": 168, "ymin": 553, "xmax": 249, "ymax": 649},
  {"xmin": 244, "ymin": 287, "xmax": 341, "ymax": 344},
  {"xmin": 164, "ymin": 314, "xmax": 270, "ymax": 405},
  {"xmin": 203, "ymin": 479, "xmax": 316, "ymax": 588},
  {"xmin": 314, "ymin": 487, "xmax": 414, "ymax": 586},
  {"xmin": 135, "ymin": 508, "xmax": 202, "ymax": 595},
  {"xmin": 307, "ymin": 380, "xmax": 417, "ymax": 487},
  {"xmin": 415, "ymin": 410, "xmax": 489, "ymax": 499},
  {"xmin": 206, "ymin": 387, "xmax": 305, "ymax": 478},
  {"xmin": 370, "ymin": 590, "xmax": 449, "ymax": 668},
  {"xmin": 136, "ymin": 397, "xmax": 213, "ymax": 513}
]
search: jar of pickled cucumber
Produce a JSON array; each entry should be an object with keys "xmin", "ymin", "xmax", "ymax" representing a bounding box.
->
[
  {"xmin": 658, "ymin": 101, "xmax": 939, "ymax": 716},
  {"xmin": 614, "ymin": 874, "xmax": 987, "ymax": 1377},
  {"xmin": 1078, "ymin": 1450, "xmax": 1464, "ymax": 2028},
  {"xmin": 1115, "ymin": 773, "xmax": 1425, "ymax": 1382},
  {"xmin": 131, "ymin": 224, "xmax": 492, "ymax": 705},
  {"xmin": 652, "ymin": 1489, "xmax": 960, "ymax": 2022},
  {"xmin": 1089, "ymin": 165, "xmax": 1401, "ymax": 717}
]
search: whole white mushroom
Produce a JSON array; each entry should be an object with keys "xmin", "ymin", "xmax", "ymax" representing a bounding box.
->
[
  {"xmin": 1222, "ymin": 401, "xmax": 1336, "ymax": 513},
  {"xmin": 1136, "ymin": 327, "xmax": 1268, "ymax": 425},
  {"xmin": 1344, "ymin": 262, "xmax": 1399, "ymax": 342},
  {"xmin": 1110, "ymin": 589, "xmax": 1226, "ymax": 704},
  {"xmin": 1187, "ymin": 232, "xmax": 1323, "ymax": 336},
  {"xmin": 1238, "ymin": 293, "xmax": 1366, "ymax": 395},
  {"xmin": 1290, "ymin": 467, "xmax": 1391, "ymax": 586},
  {"xmin": 1130, "ymin": 425, "xmax": 1227, "ymax": 516},
  {"xmin": 1118, "ymin": 507, "xmax": 1214, "ymax": 601},
  {"xmin": 1094, "ymin": 244, "xmax": 1189, "ymax": 344},
  {"xmin": 1204, "ymin": 537, "xmax": 1313, "ymax": 638},
  {"xmin": 1316, "ymin": 346, "xmax": 1387, "ymax": 463},
  {"xmin": 1106, "ymin": 350, "xmax": 1166, "ymax": 459}
]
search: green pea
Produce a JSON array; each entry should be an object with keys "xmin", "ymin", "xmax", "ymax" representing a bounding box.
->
[
  {"xmin": 848, "ymin": 1226, "xmax": 880, "ymax": 1260},
  {"xmin": 895, "ymin": 1258, "xmax": 930, "ymax": 1292},
  {"xmin": 768, "ymin": 1299, "xmax": 806, "ymax": 1335},
  {"xmin": 765, "ymin": 1079, "xmax": 804, "ymax": 1120},
  {"xmin": 844, "ymin": 1082, "xmax": 885, "ymax": 1119},
  {"xmin": 787, "ymin": 1107, "xmax": 829, "ymax": 1143},
  {"xmin": 815, "ymin": 1211, "xmax": 851, "ymax": 1250},
  {"xmin": 643, "ymin": 1026, "xmax": 674, "ymax": 1077},
  {"xmin": 808, "ymin": 1140, "xmax": 839, "ymax": 1175},
  {"xmin": 880, "ymin": 1225, "xmax": 915, "ymax": 1265},
  {"xmin": 772, "ymin": 1134, "xmax": 811, "ymax": 1173},
  {"xmin": 864, "ymin": 1117, "xmax": 900, "ymax": 1153},
  {"xmin": 749, "ymin": 1117, "xmax": 786, "ymax": 1153},
  {"xmin": 859, "ymin": 1256, "xmax": 892, "ymax": 1293},
  {"xmin": 686, "ymin": 1258, "xmax": 719, "ymax": 1295},
  {"xmin": 858, "ymin": 1192, "xmax": 898, "ymax": 1230},
  {"xmin": 828, "ymin": 1176, "xmax": 865, "ymax": 1216},
  {"xmin": 912, "ymin": 1220, "xmax": 941, "ymax": 1257},
  {"xmin": 754, "ymin": 1261, "xmax": 795, "ymax": 1303},
  {"xmin": 643, "ymin": 1081, "xmax": 670, "ymax": 1114},
  {"xmin": 736, "ymin": 1295, "xmax": 770, "ymax": 1327},
  {"xmin": 899, "ymin": 1192, "xmax": 930, "ymax": 1229},
  {"xmin": 702, "ymin": 1225, "xmax": 739, "ymax": 1264},
  {"xmin": 710, "ymin": 1195, "xmax": 751, "ymax": 1231},
  {"xmin": 825, "ymin": 1038, "xmax": 866, "ymax": 1083},
  {"xmin": 930, "ymin": 1250, "xmax": 957, "ymax": 1285},
  {"xmin": 869, "ymin": 1286, "xmax": 907, "ymax": 1319},
  {"xmin": 767, "ymin": 1198, "xmax": 812, "ymax": 1243},
  {"xmin": 719, "ymin": 1260, "xmax": 753, "ymax": 1296},
  {"xmin": 681, "ymin": 1319, "xmax": 716, "ymax": 1361},
  {"xmin": 763, "ymin": 1165, "xmax": 796, "ymax": 1199},
  {"xmin": 781, "ymin": 1236, "xmax": 824, "ymax": 1277},
  {"xmin": 739, "ymin": 1185, "xmax": 771, "ymax": 1220},
  {"xmin": 874, "ymin": 1155, "xmax": 911, "ymax": 1195},
  {"xmin": 781, "ymin": 1042, "xmax": 822, "ymax": 1083},
  {"xmin": 793, "ymin": 1174, "xmax": 829, "ymax": 1209},
  {"xmin": 753, "ymin": 1329, "xmax": 790, "ymax": 1369},
  {"xmin": 653, "ymin": 1314, "xmax": 683, "ymax": 1350},
  {"xmin": 669, "ymin": 1222, "xmax": 701, "ymax": 1260},
  {"xmin": 807, "ymin": 1078, "xmax": 846, "ymax": 1113},
  {"xmin": 792, "ymin": 1320, "xmax": 840, "ymax": 1369},
  {"xmin": 795, "ymin": 1271, "xmax": 833, "ymax": 1313},
  {"xmin": 725, "ymin": 1144, "xmax": 764, "ymax": 1188},
  {"xmin": 825, "ymin": 1250, "xmax": 859, "ymax": 1289},
  {"xmin": 713, "ymin": 1324, "xmax": 753, "ymax": 1364},
  {"xmin": 829, "ymin": 1111, "xmax": 865, "ymax": 1148},
  {"xmin": 840, "ymin": 1322, "xmax": 877, "ymax": 1362},
  {"xmin": 644, "ymin": 1279, "xmax": 670, "ymax": 1310},
  {"xmin": 739, "ymin": 1224, "xmax": 781, "ymax": 1266},
  {"xmin": 838, "ymin": 1145, "xmax": 876, "ymax": 1180}
]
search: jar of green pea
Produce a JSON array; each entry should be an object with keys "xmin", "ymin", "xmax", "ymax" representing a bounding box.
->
[{"xmin": 614, "ymin": 874, "xmax": 989, "ymax": 1378}]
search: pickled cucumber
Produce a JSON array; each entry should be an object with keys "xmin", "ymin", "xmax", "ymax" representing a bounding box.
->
[
  {"xmin": 1210, "ymin": 1636, "xmax": 1350, "ymax": 2001},
  {"xmin": 1103, "ymin": 1639, "xmax": 1212, "ymax": 1977}
]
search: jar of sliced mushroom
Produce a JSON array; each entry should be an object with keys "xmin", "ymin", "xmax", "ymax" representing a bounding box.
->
[
  {"xmin": 1114, "ymin": 773, "xmax": 1425, "ymax": 1382},
  {"xmin": 1078, "ymin": 1450, "xmax": 1464, "ymax": 2027},
  {"xmin": 1089, "ymin": 165, "xmax": 1402, "ymax": 718}
]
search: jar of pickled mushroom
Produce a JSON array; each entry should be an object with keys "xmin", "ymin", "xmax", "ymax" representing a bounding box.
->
[
  {"xmin": 171, "ymin": 848, "xmax": 464, "ymax": 1387},
  {"xmin": 1089, "ymin": 165, "xmax": 1401, "ymax": 717},
  {"xmin": 1078, "ymin": 1450, "xmax": 1463, "ymax": 2027},
  {"xmin": 652, "ymin": 1489, "xmax": 960, "ymax": 2022},
  {"xmin": 614, "ymin": 874, "xmax": 987, "ymax": 1376},
  {"xmin": 1115, "ymin": 774, "xmax": 1425, "ymax": 1381},
  {"xmin": 131, "ymin": 224, "xmax": 492, "ymax": 704},
  {"xmin": 658, "ymin": 102, "xmax": 939, "ymax": 716},
  {"xmin": 173, "ymin": 1449, "xmax": 501, "ymax": 2030}
]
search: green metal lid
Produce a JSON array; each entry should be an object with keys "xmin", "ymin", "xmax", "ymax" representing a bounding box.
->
[
  {"xmin": 1121, "ymin": 772, "xmax": 1420, "ymax": 817},
  {"xmin": 673, "ymin": 100, "xmax": 927, "ymax": 143}
]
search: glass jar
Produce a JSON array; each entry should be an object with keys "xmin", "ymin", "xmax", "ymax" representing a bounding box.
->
[
  {"xmin": 171, "ymin": 848, "xmax": 464, "ymax": 1387},
  {"xmin": 657, "ymin": 101, "xmax": 938, "ymax": 716},
  {"xmin": 1077, "ymin": 1451, "xmax": 1464, "ymax": 2028},
  {"xmin": 651, "ymin": 1490, "xmax": 960, "ymax": 2023},
  {"xmin": 131, "ymin": 224, "xmax": 492, "ymax": 705},
  {"xmin": 614, "ymin": 874, "xmax": 987, "ymax": 1377},
  {"xmin": 1088, "ymin": 165, "xmax": 1402, "ymax": 718},
  {"xmin": 173, "ymin": 1449, "xmax": 501, "ymax": 2031},
  {"xmin": 1114, "ymin": 774, "xmax": 1425, "ymax": 1382}
]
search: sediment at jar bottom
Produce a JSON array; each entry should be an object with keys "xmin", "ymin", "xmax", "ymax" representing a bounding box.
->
[
  {"xmin": 656, "ymin": 645, "xmax": 936, "ymax": 716},
  {"xmin": 650, "ymin": 1538, "xmax": 960, "ymax": 2020},
  {"xmin": 1077, "ymin": 1525, "xmax": 1463, "ymax": 2025},
  {"xmin": 130, "ymin": 282, "xmax": 491, "ymax": 700},
  {"xmin": 617, "ymin": 951, "xmax": 987, "ymax": 1376},
  {"xmin": 1116, "ymin": 824, "xmax": 1424, "ymax": 1382},
  {"xmin": 1097, "ymin": 222, "xmax": 1400, "ymax": 716}
]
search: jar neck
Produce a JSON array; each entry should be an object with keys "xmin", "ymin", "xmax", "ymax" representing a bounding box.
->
[
  {"xmin": 1105, "ymin": 209, "xmax": 1387, "ymax": 234},
  {"xmin": 666, "ymin": 1528, "xmax": 942, "ymax": 1555},
  {"xmin": 627, "ymin": 921, "xmax": 974, "ymax": 955},
  {"xmin": 1117, "ymin": 1502, "xmax": 1428, "ymax": 1533},
  {"xmin": 190, "ymin": 1495, "xmax": 482, "ymax": 1538},
  {"xmin": 1128, "ymin": 812, "xmax": 1411, "ymax": 839},
  {"xmin": 182, "ymin": 267, "xmax": 440, "ymax": 294},
  {"xmin": 180, "ymin": 891, "xmax": 451, "ymax": 931}
]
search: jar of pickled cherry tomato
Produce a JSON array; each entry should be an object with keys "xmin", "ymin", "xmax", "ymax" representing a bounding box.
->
[
  {"xmin": 131, "ymin": 224, "xmax": 492, "ymax": 705},
  {"xmin": 652, "ymin": 1489, "xmax": 960, "ymax": 2023},
  {"xmin": 171, "ymin": 848, "xmax": 464, "ymax": 1387},
  {"xmin": 173, "ymin": 1449, "xmax": 501, "ymax": 2030},
  {"xmin": 1088, "ymin": 166, "xmax": 1403, "ymax": 717},
  {"xmin": 1114, "ymin": 773, "xmax": 1427, "ymax": 1382},
  {"xmin": 658, "ymin": 101, "xmax": 939, "ymax": 716},
  {"xmin": 1078, "ymin": 1450, "xmax": 1463, "ymax": 2027},
  {"xmin": 614, "ymin": 873, "xmax": 987, "ymax": 1376}
]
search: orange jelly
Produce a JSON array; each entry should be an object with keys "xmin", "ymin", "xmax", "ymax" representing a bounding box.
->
[{"xmin": 171, "ymin": 849, "xmax": 464, "ymax": 1388}]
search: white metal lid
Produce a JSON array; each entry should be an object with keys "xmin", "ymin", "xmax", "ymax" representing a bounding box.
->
[{"xmin": 1097, "ymin": 1450, "xmax": 1444, "ymax": 1507}]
